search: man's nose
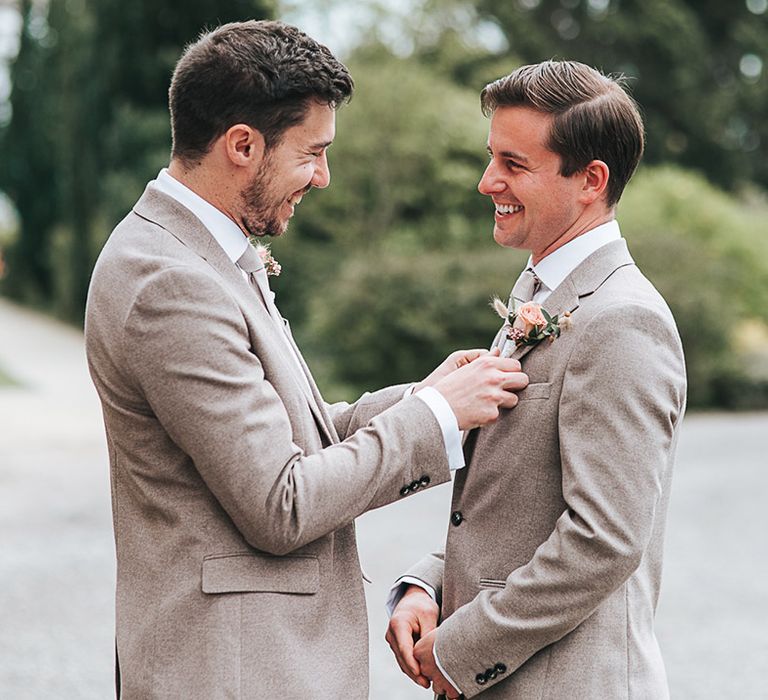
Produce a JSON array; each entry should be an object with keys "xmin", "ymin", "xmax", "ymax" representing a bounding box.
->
[
  {"xmin": 311, "ymin": 151, "xmax": 331, "ymax": 189},
  {"xmin": 478, "ymin": 161, "xmax": 504, "ymax": 195}
]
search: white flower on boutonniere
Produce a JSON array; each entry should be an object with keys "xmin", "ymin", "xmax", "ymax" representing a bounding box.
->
[
  {"xmin": 250, "ymin": 240, "xmax": 281, "ymax": 277},
  {"xmin": 491, "ymin": 296, "xmax": 572, "ymax": 355}
]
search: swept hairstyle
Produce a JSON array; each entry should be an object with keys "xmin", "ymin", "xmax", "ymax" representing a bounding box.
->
[{"xmin": 481, "ymin": 60, "xmax": 644, "ymax": 206}]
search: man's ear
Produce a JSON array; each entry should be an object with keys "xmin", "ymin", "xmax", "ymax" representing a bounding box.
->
[
  {"xmin": 580, "ymin": 159, "xmax": 610, "ymax": 205},
  {"xmin": 222, "ymin": 124, "xmax": 266, "ymax": 168}
]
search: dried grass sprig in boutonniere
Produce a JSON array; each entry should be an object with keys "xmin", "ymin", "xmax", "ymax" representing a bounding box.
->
[
  {"xmin": 249, "ymin": 239, "xmax": 282, "ymax": 277},
  {"xmin": 491, "ymin": 296, "xmax": 572, "ymax": 355}
]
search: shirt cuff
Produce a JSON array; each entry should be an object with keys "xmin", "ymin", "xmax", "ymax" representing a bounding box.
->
[
  {"xmin": 385, "ymin": 576, "xmax": 438, "ymax": 617},
  {"xmin": 413, "ymin": 386, "xmax": 465, "ymax": 470},
  {"xmin": 433, "ymin": 642, "xmax": 463, "ymax": 695}
]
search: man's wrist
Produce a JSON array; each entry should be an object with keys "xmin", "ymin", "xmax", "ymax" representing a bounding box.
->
[
  {"xmin": 385, "ymin": 577, "xmax": 437, "ymax": 616},
  {"xmin": 412, "ymin": 386, "xmax": 465, "ymax": 470}
]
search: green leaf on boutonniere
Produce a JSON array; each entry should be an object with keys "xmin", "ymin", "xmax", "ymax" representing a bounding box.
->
[{"xmin": 542, "ymin": 308, "xmax": 554, "ymax": 324}]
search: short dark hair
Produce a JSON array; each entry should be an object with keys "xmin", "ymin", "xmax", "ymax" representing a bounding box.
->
[
  {"xmin": 480, "ymin": 60, "xmax": 644, "ymax": 206},
  {"xmin": 169, "ymin": 20, "xmax": 353, "ymax": 165}
]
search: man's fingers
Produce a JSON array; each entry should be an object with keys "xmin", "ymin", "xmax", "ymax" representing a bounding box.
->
[
  {"xmin": 496, "ymin": 357, "xmax": 522, "ymax": 371},
  {"xmin": 501, "ymin": 370, "xmax": 529, "ymax": 391},
  {"xmin": 455, "ymin": 348, "xmax": 490, "ymax": 367},
  {"xmin": 498, "ymin": 391, "xmax": 520, "ymax": 409},
  {"xmin": 389, "ymin": 642, "xmax": 430, "ymax": 688},
  {"xmin": 386, "ymin": 618, "xmax": 421, "ymax": 677}
]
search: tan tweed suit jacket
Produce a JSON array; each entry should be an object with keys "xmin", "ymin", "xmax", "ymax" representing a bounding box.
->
[
  {"xmin": 85, "ymin": 184, "xmax": 451, "ymax": 699},
  {"xmin": 406, "ymin": 240, "xmax": 686, "ymax": 699}
]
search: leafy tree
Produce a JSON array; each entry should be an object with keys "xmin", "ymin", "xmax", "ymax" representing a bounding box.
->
[
  {"xmin": 297, "ymin": 165, "xmax": 768, "ymax": 408},
  {"xmin": 0, "ymin": 0, "xmax": 275, "ymax": 321},
  {"xmin": 466, "ymin": 0, "xmax": 768, "ymax": 191}
]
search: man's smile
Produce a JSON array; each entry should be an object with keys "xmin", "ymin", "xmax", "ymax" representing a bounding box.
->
[{"xmin": 494, "ymin": 202, "xmax": 524, "ymax": 220}]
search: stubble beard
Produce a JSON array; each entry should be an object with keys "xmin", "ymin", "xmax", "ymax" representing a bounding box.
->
[{"xmin": 239, "ymin": 157, "xmax": 285, "ymax": 239}]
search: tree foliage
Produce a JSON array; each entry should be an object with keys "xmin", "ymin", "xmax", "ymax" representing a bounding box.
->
[
  {"xmin": 1, "ymin": 0, "xmax": 767, "ymax": 408},
  {"xmin": 299, "ymin": 164, "xmax": 768, "ymax": 408},
  {"xmin": 465, "ymin": 0, "xmax": 768, "ymax": 191},
  {"xmin": 0, "ymin": 0, "xmax": 274, "ymax": 320}
]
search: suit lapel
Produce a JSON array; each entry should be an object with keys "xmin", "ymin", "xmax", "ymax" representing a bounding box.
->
[
  {"xmin": 507, "ymin": 239, "xmax": 635, "ymax": 363},
  {"xmin": 133, "ymin": 184, "xmax": 337, "ymax": 445}
]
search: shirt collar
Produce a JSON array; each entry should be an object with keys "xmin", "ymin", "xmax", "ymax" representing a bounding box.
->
[
  {"xmin": 153, "ymin": 168, "xmax": 249, "ymax": 264},
  {"xmin": 529, "ymin": 220, "xmax": 622, "ymax": 293}
]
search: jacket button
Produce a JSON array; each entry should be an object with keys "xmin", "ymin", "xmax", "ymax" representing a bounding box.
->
[
  {"xmin": 419, "ymin": 475, "xmax": 431, "ymax": 487},
  {"xmin": 450, "ymin": 511, "xmax": 463, "ymax": 526},
  {"xmin": 409, "ymin": 479, "xmax": 421, "ymax": 491},
  {"xmin": 399, "ymin": 485, "xmax": 410, "ymax": 496},
  {"xmin": 495, "ymin": 662, "xmax": 507, "ymax": 674},
  {"xmin": 485, "ymin": 667, "xmax": 497, "ymax": 680},
  {"xmin": 475, "ymin": 673, "xmax": 487, "ymax": 685}
]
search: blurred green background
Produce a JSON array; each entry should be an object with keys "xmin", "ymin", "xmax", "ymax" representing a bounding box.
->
[{"xmin": 0, "ymin": 0, "xmax": 767, "ymax": 408}]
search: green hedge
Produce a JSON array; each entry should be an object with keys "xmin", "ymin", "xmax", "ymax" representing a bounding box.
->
[{"xmin": 285, "ymin": 166, "xmax": 768, "ymax": 409}]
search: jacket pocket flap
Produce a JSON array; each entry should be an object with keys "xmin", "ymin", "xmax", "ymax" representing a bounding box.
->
[
  {"xmin": 202, "ymin": 553, "xmax": 319, "ymax": 595},
  {"xmin": 517, "ymin": 382, "xmax": 551, "ymax": 401}
]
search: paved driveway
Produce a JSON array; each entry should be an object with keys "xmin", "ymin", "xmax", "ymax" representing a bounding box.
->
[{"xmin": 1, "ymin": 298, "xmax": 765, "ymax": 699}]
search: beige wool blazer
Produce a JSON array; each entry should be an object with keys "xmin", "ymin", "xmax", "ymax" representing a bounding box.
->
[
  {"xmin": 85, "ymin": 184, "xmax": 451, "ymax": 699},
  {"xmin": 406, "ymin": 240, "xmax": 686, "ymax": 699}
]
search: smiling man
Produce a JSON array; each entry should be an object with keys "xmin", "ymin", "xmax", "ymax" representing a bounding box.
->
[
  {"xmin": 85, "ymin": 20, "xmax": 529, "ymax": 699},
  {"xmin": 387, "ymin": 61, "xmax": 687, "ymax": 699}
]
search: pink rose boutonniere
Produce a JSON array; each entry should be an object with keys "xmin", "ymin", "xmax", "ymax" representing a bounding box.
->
[
  {"xmin": 251, "ymin": 240, "xmax": 282, "ymax": 277},
  {"xmin": 492, "ymin": 296, "xmax": 572, "ymax": 353}
]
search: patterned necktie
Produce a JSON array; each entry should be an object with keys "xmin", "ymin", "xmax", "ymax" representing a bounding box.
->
[
  {"xmin": 236, "ymin": 244, "xmax": 282, "ymax": 323},
  {"xmin": 236, "ymin": 243, "xmax": 267, "ymax": 288},
  {"xmin": 510, "ymin": 268, "xmax": 541, "ymax": 306},
  {"xmin": 497, "ymin": 268, "xmax": 541, "ymax": 356}
]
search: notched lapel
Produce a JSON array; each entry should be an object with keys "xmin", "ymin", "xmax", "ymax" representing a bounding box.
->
[{"xmin": 507, "ymin": 239, "xmax": 634, "ymax": 363}]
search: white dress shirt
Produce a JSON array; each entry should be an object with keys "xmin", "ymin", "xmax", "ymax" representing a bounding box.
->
[
  {"xmin": 528, "ymin": 219, "xmax": 621, "ymax": 303},
  {"xmin": 152, "ymin": 169, "xmax": 465, "ymax": 470},
  {"xmin": 386, "ymin": 219, "xmax": 624, "ymax": 693}
]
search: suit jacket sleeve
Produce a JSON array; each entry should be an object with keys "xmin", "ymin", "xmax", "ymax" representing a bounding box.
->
[
  {"xmin": 122, "ymin": 267, "xmax": 451, "ymax": 555},
  {"xmin": 326, "ymin": 385, "xmax": 411, "ymax": 441},
  {"xmin": 402, "ymin": 549, "xmax": 446, "ymax": 604},
  {"xmin": 433, "ymin": 302, "xmax": 686, "ymax": 692}
]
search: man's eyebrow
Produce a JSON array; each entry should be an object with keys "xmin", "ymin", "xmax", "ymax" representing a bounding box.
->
[
  {"xmin": 487, "ymin": 146, "xmax": 529, "ymax": 163},
  {"xmin": 309, "ymin": 140, "xmax": 333, "ymax": 151}
]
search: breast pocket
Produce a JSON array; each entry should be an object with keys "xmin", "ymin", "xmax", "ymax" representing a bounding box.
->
[
  {"xmin": 516, "ymin": 382, "xmax": 551, "ymax": 401},
  {"xmin": 202, "ymin": 552, "xmax": 319, "ymax": 595}
]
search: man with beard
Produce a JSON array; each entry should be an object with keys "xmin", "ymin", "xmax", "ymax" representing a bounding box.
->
[{"xmin": 85, "ymin": 20, "xmax": 528, "ymax": 699}]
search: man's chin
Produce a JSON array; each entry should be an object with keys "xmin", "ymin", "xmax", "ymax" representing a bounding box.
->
[
  {"xmin": 248, "ymin": 218, "xmax": 288, "ymax": 238},
  {"xmin": 493, "ymin": 226, "xmax": 525, "ymax": 250}
]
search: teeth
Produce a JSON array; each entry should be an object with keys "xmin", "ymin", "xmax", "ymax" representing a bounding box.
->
[{"xmin": 496, "ymin": 204, "xmax": 523, "ymax": 214}]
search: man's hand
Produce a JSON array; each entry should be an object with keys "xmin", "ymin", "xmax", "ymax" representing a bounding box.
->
[
  {"xmin": 433, "ymin": 354, "xmax": 529, "ymax": 430},
  {"xmin": 385, "ymin": 585, "xmax": 440, "ymax": 688},
  {"xmin": 416, "ymin": 348, "xmax": 495, "ymax": 393},
  {"xmin": 414, "ymin": 628, "xmax": 461, "ymax": 699}
]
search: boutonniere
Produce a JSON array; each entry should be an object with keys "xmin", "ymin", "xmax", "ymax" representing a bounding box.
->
[
  {"xmin": 491, "ymin": 296, "xmax": 572, "ymax": 353},
  {"xmin": 250, "ymin": 240, "xmax": 282, "ymax": 277}
]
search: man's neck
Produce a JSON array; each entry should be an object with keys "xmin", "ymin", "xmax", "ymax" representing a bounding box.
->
[
  {"xmin": 532, "ymin": 211, "xmax": 615, "ymax": 265},
  {"xmin": 167, "ymin": 159, "xmax": 243, "ymax": 234}
]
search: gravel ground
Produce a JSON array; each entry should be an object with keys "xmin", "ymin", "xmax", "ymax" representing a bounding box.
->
[{"xmin": 1, "ymin": 298, "xmax": 765, "ymax": 699}]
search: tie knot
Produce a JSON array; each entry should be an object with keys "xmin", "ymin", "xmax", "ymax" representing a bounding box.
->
[
  {"xmin": 510, "ymin": 268, "xmax": 540, "ymax": 305},
  {"xmin": 236, "ymin": 243, "xmax": 265, "ymax": 274}
]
